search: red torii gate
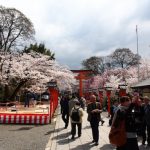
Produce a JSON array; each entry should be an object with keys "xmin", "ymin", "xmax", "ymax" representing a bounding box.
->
[{"xmin": 71, "ymin": 70, "xmax": 92, "ymax": 97}]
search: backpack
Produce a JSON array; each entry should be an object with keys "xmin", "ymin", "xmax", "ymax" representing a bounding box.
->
[
  {"xmin": 71, "ymin": 107, "xmax": 80, "ymax": 122},
  {"xmin": 109, "ymin": 109, "xmax": 126, "ymax": 147},
  {"xmin": 109, "ymin": 120, "xmax": 126, "ymax": 147}
]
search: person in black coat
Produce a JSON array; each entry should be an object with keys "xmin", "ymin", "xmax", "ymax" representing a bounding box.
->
[
  {"xmin": 114, "ymin": 96, "xmax": 141, "ymax": 150},
  {"xmin": 24, "ymin": 90, "xmax": 31, "ymax": 107},
  {"xmin": 142, "ymin": 96, "xmax": 150, "ymax": 147},
  {"xmin": 61, "ymin": 94, "xmax": 70, "ymax": 129},
  {"xmin": 87, "ymin": 95, "xmax": 102, "ymax": 146}
]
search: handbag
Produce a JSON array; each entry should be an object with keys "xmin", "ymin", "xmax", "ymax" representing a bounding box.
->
[{"xmin": 109, "ymin": 119, "xmax": 126, "ymax": 147}]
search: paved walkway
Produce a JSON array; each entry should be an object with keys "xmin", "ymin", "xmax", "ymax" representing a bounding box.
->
[{"xmin": 45, "ymin": 108, "xmax": 148, "ymax": 150}]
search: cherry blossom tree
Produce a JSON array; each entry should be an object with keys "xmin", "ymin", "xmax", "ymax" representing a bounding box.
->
[
  {"xmin": 86, "ymin": 68, "xmax": 139, "ymax": 91},
  {"xmin": 0, "ymin": 51, "xmax": 76, "ymax": 100},
  {"xmin": 138, "ymin": 58, "xmax": 150, "ymax": 80},
  {"xmin": 83, "ymin": 57, "xmax": 150, "ymax": 94}
]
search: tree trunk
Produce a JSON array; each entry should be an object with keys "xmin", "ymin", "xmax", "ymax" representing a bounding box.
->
[
  {"xmin": 3, "ymin": 85, "xmax": 10, "ymax": 101},
  {"xmin": 9, "ymin": 80, "xmax": 28, "ymax": 100}
]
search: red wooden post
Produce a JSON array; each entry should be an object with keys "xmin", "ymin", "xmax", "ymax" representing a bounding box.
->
[
  {"xmin": 98, "ymin": 90, "xmax": 103, "ymax": 106},
  {"xmin": 79, "ymin": 73, "xmax": 83, "ymax": 97},
  {"xmin": 105, "ymin": 88, "xmax": 112, "ymax": 114},
  {"xmin": 53, "ymin": 89, "xmax": 59, "ymax": 111},
  {"xmin": 50, "ymin": 94, "xmax": 53, "ymax": 122},
  {"xmin": 47, "ymin": 80, "xmax": 58, "ymax": 123},
  {"xmin": 119, "ymin": 89, "xmax": 126, "ymax": 97},
  {"xmin": 118, "ymin": 84, "xmax": 127, "ymax": 97},
  {"xmin": 71, "ymin": 70, "xmax": 92, "ymax": 98},
  {"xmin": 49, "ymin": 88, "xmax": 59, "ymax": 118}
]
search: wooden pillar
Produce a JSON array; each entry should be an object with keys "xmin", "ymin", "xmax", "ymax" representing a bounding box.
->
[
  {"xmin": 79, "ymin": 73, "xmax": 83, "ymax": 97},
  {"xmin": 76, "ymin": 73, "xmax": 84, "ymax": 97},
  {"xmin": 98, "ymin": 90, "xmax": 103, "ymax": 106},
  {"xmin": 47, "ymin": 81, "xmax": 58, "ymax": 123},
  {"xmin": 119, "ymin": 89, "xmax": 126, "ymax": 97},
  {"xmin": 106, "ymin": 90, "xmax": 111, "ymax": 114},
  {"xmin": 72, "ymin": 70, "xmax": 92, "ymax": 98}
]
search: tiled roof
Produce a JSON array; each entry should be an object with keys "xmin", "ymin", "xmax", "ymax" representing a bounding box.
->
[{"xmin": 131, "ymin": 78, "xmax": 150, "ymax": 88}]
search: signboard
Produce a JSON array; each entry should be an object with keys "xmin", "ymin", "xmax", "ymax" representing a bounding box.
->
[
  {"xmin": 118, "ymin": 84, "xmax": 127, "ymax": 89},
  {"xmin": 47, "ymin": 81, "xmax": 57, "ymax": 87}
]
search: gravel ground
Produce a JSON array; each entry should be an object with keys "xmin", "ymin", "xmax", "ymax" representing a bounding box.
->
[
  {"xmin": 0, "ymin": 122, "xmax": 55, "ymax": 150},
  {"xmin": 0, "ymin": 109, "xmax": 59, "ymax": 150}
]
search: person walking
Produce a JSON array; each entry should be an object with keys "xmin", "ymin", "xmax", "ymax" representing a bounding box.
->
[
  {"xmin": 69, "ymin": 93, "xmax": 79, "ymax": 115},
  {"xmin": 79, "ymin": 96, "xmax": 86, "ymax": 110},
  {"xmin": 70, "ymin": 101, "xmax": 83, "ymax": 139},
  {"xmin": 60, "ymin": 95, "xmax": 64, "ymax": 114},
  {"xmin": 87, "ymin": 95, "xmax": 102, "ymax": 146},
  {"xmin": 112, "ymin": 96, "xmax": 140, "ymax": 150},
  {"xmin": 61, "ymin": 94, "xmax": 70, "ymax": 129},
  {"xmin": 109, "ymin": 100, "xmax": 119, "ymax": 126},
  {"xmin": 142, "ymin": 96, "xmax": 150, "ymax": 147}
]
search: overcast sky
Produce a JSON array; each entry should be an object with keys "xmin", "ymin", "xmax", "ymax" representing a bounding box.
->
[{"xmin": 1, "ymin": 0, "xmax": 150, "ymax": 69}]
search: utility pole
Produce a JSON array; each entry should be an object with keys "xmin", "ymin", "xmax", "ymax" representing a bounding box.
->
[{"xmin": 136, "ymin": 25, "xmax": 140, "ymax": 82}]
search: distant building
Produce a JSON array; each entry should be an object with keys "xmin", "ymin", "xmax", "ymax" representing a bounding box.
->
[{"xmin": 131, "ymin": 78, "xmax": 150, "ymax": 97}]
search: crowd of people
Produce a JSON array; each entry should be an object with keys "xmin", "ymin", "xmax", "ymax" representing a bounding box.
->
[
  {"xmin": 59, "ymin": 92, "xmax": 150, "ymax": 149},
  {"xmin": 60, "ymin": 93, "xmax": 102, "ymax": 145}
]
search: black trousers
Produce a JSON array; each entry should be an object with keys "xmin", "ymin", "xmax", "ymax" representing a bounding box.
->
[
  {"xmin": 62, "ymin": 112, "xmax": 69, "ymax": 127},
  {"xmin": 116, "ymin": 138, "xmax": 139, "ymax": 150},
  {"xmin": 90, "ymin": 119, "xmax": 99, "ymax": 143},
  {"xmin": 142, "ymin": 123, "xmax": 150, "ymax": 145},
  {"xmin": 71, "ymin": 123, "xmax": 82, "ymax": 137},
  {"xmin": 24, "ymin": 99, "xmax": 29, "ymax": 107}
]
